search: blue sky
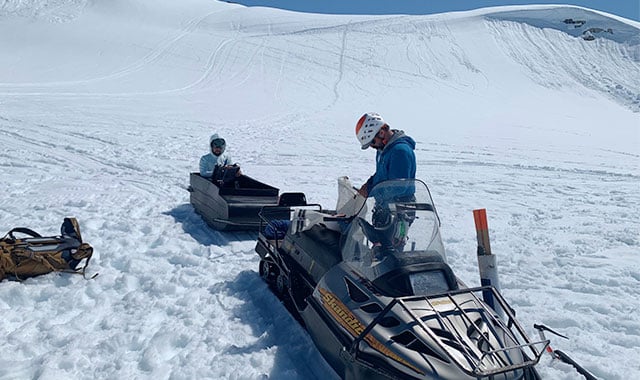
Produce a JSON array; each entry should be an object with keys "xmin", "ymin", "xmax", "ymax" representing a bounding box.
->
[{"xmin": 229, "ymin": 0, "xmax": 639, "ymax": 21}]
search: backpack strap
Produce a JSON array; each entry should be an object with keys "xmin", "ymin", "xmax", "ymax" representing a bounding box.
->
[
  {"xmin": 2, "ymin": 227, "xmax": 42, "ymax": 243},
  {"xmin": 74, "ymin": 243, "xmax": 94, "ymax": 278}
]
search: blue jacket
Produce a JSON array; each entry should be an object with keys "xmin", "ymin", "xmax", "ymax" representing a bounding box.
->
[{"xmin": 365, "ymin": 130, "xmax": 416, "ymax": 191}]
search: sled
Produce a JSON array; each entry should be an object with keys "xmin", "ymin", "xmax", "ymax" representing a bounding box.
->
[{"xmin": 188, "ymin": 172, "xmax": 283, "ymax": 231}]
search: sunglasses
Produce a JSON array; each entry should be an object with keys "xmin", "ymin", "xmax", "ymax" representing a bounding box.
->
[{"xmin": 211, "ymin": 138, "xmax": 225, "ymax": 148}]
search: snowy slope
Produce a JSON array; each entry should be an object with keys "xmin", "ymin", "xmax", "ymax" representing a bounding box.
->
[{"xmin": 0, "ymin": 0, "xmax": 638, "ymax": 379}]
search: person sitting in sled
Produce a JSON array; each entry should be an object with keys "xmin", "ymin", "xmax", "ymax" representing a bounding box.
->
[{"xmin": 199, "ymin": 133, "xmax": 241, "ymax": 183}]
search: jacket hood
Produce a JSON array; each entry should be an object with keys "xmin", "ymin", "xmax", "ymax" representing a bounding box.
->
[
  {"xmin": 209, "ymin": 133, "xmax": 226, "ymax": 155},
  {"xmin": 382, "ymin": 129, "xmax": 415, "ymax": 152}
]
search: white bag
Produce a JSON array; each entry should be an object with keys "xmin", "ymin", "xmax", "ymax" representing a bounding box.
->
[
  {"xmin": 291, "ymin": 209, "xmax": 341, "ymax": 233},
  {"xmin": 291, "ymin": 177, "xmax": 367, "ymax": 234},
  {"xmin": 335, "ymin": 176, "xmax": 367, "ymax": 217}
]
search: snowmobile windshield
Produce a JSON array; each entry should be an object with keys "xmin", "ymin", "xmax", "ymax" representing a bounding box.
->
[{"xmin": 341, "ymin": 179, "xmax": 447, "ymax": 286}]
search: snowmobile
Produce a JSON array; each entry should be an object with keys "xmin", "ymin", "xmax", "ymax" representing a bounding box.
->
[{"xmin": 255, "ymin": 178, "xmax": 548, "ymax": 380}]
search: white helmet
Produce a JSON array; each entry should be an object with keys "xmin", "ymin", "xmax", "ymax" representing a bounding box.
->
[{"xmin": 355, "ymin": 112, "xmax": 385, "ymax": 150}]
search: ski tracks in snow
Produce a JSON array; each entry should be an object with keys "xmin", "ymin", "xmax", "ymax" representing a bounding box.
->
[
  {"xmin": 1, "ymin": 4, "xmax": 638, "ymax": 379},
  {"xmin": 0, "ymin": 8, "xmax": 239, "ymax": 98},
  {"xmin": 486, "ymin": 19, "xmax": 640, "ymax": 112}
]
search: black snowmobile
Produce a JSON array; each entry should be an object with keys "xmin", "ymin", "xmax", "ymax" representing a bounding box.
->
[{"xmin": 255, "ymin": 179, "xmax": 548, "ymax": 380}]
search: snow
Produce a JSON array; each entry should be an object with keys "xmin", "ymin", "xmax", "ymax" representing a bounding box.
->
[{"xmin": 0, "ymin": 0, "xmax": 638, "ymax": 379}]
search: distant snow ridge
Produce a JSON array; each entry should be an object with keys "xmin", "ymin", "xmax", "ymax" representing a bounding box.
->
[
  {"xmin": 0, "ymin": 0, "xmax": 88, "ymax": 22},
  {"xmin": 487, "ymin": 7, "xmax": 640, "ymax": 112}
]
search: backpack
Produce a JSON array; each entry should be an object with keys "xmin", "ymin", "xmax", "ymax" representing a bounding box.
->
[{"xmin": 0, "ymin": 217, "xmax": 94, "ymax": 281}]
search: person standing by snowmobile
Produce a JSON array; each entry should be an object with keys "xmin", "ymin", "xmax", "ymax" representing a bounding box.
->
[
  {"xmin": 355, "ymin": 112, "xmax": 416, "ymax": 198},
  {"xmin": 199, "ymin": 133, "xmax": 240, "ymax": 180},
  {"xmin": 354, "ymin": 112, "xmax": 417, "ymax": 254}
]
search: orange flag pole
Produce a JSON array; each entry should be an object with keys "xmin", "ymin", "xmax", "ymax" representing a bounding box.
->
[{"xmin": 473, "ymin": 209, "xmax": 501, "ymax": 312}]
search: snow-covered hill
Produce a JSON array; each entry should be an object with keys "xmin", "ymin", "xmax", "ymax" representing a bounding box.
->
[{"xmin": 0, "ymin": 0, "xmax": 638, "ymax": 379}]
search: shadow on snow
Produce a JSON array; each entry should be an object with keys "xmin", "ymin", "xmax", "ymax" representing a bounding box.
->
[
  {"xmin": 219, "ymin": 269, "xmax": 339, "ymax": 379},
  {"xmin": 166, "ymin": 204, "xmax": 337, "ymax": 377},
  {"xmin": 164, "ymin": 204, "xmax": 257, "ymax": 246}
]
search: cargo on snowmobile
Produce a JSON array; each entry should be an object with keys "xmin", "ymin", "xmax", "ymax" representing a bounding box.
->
[
  {"xmin": 188, "ymin": 166, "xmax": 286, "ymax": 231},
  {"xmin": 255, "ymin": 178, "xmax": 548, "ymax": 380}
]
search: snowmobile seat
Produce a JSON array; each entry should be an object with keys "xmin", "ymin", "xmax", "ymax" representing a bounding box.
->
[
  {"xmin": 303, "ymin": 225, "xmax": 341, "ymax": 253},
  {"xmin": 286, "ymin": 224, "xmax": 342, "ymax": 282}
]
